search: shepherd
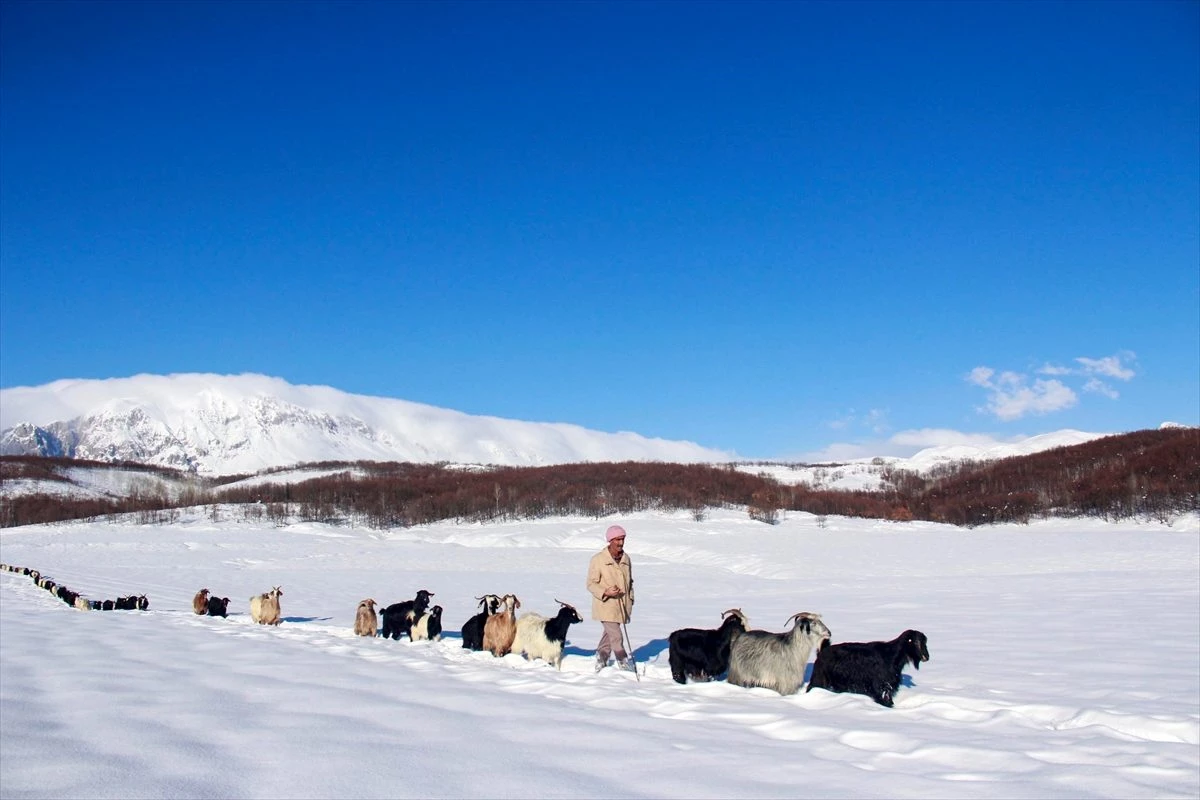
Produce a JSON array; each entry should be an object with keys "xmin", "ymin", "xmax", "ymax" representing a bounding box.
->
[{"xmin": 586, "ymin": 524, "xmax": 636, "ymax": 672}]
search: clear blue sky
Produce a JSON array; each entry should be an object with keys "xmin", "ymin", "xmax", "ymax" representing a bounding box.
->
[{"xmin": 2, "ymin": 0, "xmax": 1197, "ymax": 460}]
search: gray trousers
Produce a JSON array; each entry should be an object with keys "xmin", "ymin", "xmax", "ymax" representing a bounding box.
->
[{"xmin": 596, "ymin": 621, "xmax": 628, "ymax": 662}]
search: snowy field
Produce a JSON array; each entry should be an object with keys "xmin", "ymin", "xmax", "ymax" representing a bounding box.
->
[{"xmin": 1, "ymin": 508, "xmax": 1197, "ymax": 799}]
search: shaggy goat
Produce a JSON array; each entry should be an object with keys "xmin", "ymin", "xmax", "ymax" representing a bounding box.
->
[
  {"xmin": 806, "ymin": 629, "xmax": 930, "ymax": 707},
  {"xmin": 353, "ymin": 599, "xmax": 378, "ymax": 637},
  {"xmin": 380, "ymin": 589, "xmax": 434, "ymax": 641},
  {"xmin": 411, "ymin": 605, "xmax": 444, "ymax": 642},
  {"xmin": 668, "ymin": 608, "xmax": 749, "ymax": 684},
  {"xmin": 74, "ymin": 595, "xmax": 92, "ymax": 611},
  {"xmin": 727, "ymin": 612, "xmax": 831, "ymax": 696},
  {"xmin": 193, "ymin": 589, "xmax": 211, "ymax": 615},
  {"xmin": 250, "ymin": 586, "xmax": 283, "ymax": 625},
  {"xmin": 482, "ymin": 594, "xmax": 521, "ymax": 657},
  {"xmin": 510, "ymin": 599, "xmax": 582, "ymax": 670},
  {"xmin": 206, "ymin": 595, "xmax": 231, "ymax": 618},
  {"xmin": 460, "ymin": 594, "xmax": 501, "ymax": 651}
]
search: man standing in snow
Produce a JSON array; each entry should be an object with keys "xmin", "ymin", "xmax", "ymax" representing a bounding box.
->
[{"xmin": 587, "ymin": 524, "xmax": 635, "ymax": 672}]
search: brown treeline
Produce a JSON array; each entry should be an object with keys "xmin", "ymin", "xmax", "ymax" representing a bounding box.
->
[{"xmin": 1, "ymin": 428, "xmax": 1196, "ymax": 529}]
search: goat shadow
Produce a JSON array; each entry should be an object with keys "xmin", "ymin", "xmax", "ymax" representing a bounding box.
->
[{"xmin": 280, "ymin": 616, "xmax": 331, "ymax": 624}]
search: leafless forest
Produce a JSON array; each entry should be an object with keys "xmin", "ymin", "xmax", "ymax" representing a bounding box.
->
[{"xmin": 2, "ymin": 428, "xmax": 1195, "ymax": 529}]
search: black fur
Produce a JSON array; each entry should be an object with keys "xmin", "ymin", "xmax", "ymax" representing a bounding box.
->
[
  {"xmin": 806, "ymin": 629, "xmax": 930, "ymax": 707},
  {"xmin": 668, "ymin": 611, "xmax": 747, "ymax": 684},
  {"xmin": 461, "ymin": 595, "xmax": 500, "ymax": 650},
  {"xmin": 542, "ymin": 604, "xmax": 583, "ymax": 646},
  {"xmin": 206, "ymin": 596, "xmax": 230, "ymax": 617},
  {"xmin": 380, "ymin": 589, "xmax": 434, "ymax": 640},
  {"xmin": 417, "ymin": 605, "xmax": 444, "ymax": 640}
]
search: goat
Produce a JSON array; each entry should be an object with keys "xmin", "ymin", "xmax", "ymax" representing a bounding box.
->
[
  {"xmin": 114, "ymin": 595, "xmax": 139, "ymax": 610},
  {"xmin": 482, "ymin": 594, "xmax": 521, "ymax": 657},
  {"xmin": 135, "ymin": 595, "xmax": 149, "ymax": 611},
  {"xmin": 100, "ymin": 599, "xmax": 116, "ymax": 611},
  {"xmin": 380, "ymin": 589, "xmax": 434, "ymax": 640},
  {"xmin": 461, "ymin": 594, "xmax": 501, "ymax": 651},
  {"xmin": 668, "ymin": 608, "xmax": 749, "ymax": 684},
  {"xmin": 249, "ymin": 586, "xmax": 283, "ymax": 625},
  {"xmin": 56, "ymin": 586, "xmax": 79, "ymax": 607},
  {"xmin": 74, "ymin": 595, "xmax": 92, "ymax": 611},
  {"xmin": 206, "ymin": 595, "xmax": 230, "ymax": 618},
  {"xmin": 411, "ymin": 605, "xmax": 444, "ymax": 642},
  {"xmin": 806, "ymin": 629, "xmax": 930, "ymax": 707},
  {"xmin": 353, "ymin": 599, "xmax": 378, "ymax": 637},
  {"xmin": 727, "ymin": 612, "xmax": 831, "ymax": 696},
  {"xmin": 510, "ymin": 599, "xmax": 582, "ymax": 670},
  {"xmin": 193, "ymin": 589, "xmax": 211, "ymax": 615}
]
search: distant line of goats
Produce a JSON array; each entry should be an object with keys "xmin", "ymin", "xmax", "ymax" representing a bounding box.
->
[
  {"xmin": 2, "ymin": 563, "xmax": 930, "ymax": 708},
  {"xmin": 2, "ymin": 562, "xmax": 148, "ymax": 611}
]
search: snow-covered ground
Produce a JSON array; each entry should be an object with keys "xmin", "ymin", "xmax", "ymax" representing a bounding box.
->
[{"xmin": 1, "ymin": 509, "xmax": 1197, "ymax": 799}]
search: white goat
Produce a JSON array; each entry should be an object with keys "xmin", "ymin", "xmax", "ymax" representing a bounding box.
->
[
  {"xmin": 250, "ymin": 586, "xmax": 283, "ymax": 625},
  {"xmin": 510, "ymin": 599, "xmax": 583, "ymax": 670},
  {"xmin": 727, "ymin": 612, "xmax": 831, "ymax": 696}
]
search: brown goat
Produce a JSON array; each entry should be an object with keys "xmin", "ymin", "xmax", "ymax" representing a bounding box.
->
[
  {"xmin": 354, "ymin": 598, "xmax": 378, "ymax": 637},
  {"xmin": 482, "ymin": 594, "xmax": 521, "ymax": 656},
  {"xmin": 193, "ymin": 588, "xmax": 210, "ymax": 615}
]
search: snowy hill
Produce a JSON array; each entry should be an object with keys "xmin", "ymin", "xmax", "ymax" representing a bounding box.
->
[
  {"xmin": 738, "ymin": 429, "xmax": 1112, "ymax": 491},
  {"xmin": 0, "ymin": 374, "xmax": 729, "ymax": 475}
]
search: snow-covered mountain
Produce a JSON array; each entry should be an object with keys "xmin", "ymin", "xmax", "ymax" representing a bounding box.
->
[{"xmin": 0, "ymin": 374, "xmax": 730, "ymax": 475}]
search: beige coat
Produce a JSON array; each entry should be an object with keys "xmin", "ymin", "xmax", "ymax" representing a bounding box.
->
[{"xmin": 586, "ymin": 547, "xmax": 634, "ymax": 623}]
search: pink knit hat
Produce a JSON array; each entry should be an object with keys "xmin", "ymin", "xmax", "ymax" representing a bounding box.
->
[{"xmin": 605, "ymin": 525, "xmax": 627, "ymax": 542}]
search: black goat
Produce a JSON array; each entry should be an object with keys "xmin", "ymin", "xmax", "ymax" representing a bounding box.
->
[
  {"xmin": 668, "ymin": 608, "xmax": 748, "ymax": 684},
  {"xmin": 806, "ymin": 629, "xmax": 930, "ymax": 707},
  {"xmin": 206, "ymin": 595, "xmax": 230, "ymax": 617},
  {"xmin": 380, "ymin": 589, "xmax": 435, "ymax": 640},
  {"xmin": 461, "ymin": 594, "xmax": 501, "ymax": 650}
]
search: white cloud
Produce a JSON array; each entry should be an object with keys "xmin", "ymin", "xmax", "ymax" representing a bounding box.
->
[
  {"xmin": 825, "ymin": 408, "xmax": 890, "ymax": 435},
  {"xmin": 796, "ymin": 427, "xmax": 1023, "ymax": 462},
  {"xmin": 967, "ymin": 366, "xmax": 995, "ymax": 387},
  {"xmin": 968, "ymin": 351, "xmax": 1134, "ymax": 422},
  {"xmin": 1083, "ymin": 378, "xmax": 1120, "ymax": 399},
  {"xmin": 889, "ymin": 428, "xmax": 1016, "ymax": 449},
  {"xmin": 967, "ymin": 367, "xmax": 1079, "ymax": 421},
  {"xmin": 1076, "ymin": 353, "xmax": 1136, "ymax": 381}
]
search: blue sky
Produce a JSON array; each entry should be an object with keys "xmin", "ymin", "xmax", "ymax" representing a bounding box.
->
[{"xmin": 2, "ymin": 0, "xmax": 1197, "ymax": 460}]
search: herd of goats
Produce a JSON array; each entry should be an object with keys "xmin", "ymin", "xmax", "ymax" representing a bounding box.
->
[{"xmin": 2, "ymin": 563, "xmax": 931, "ymax": 707}]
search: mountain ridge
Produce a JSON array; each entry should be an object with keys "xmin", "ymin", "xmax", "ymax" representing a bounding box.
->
[{"xmin": 0, "ymin": 373, "xmax": 730, "ymax": 475}]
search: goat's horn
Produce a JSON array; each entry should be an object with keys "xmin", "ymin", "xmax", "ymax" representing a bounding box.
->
[{"xmin": 720, "ymin": 608, "xmax": 741, "ymax": 619}]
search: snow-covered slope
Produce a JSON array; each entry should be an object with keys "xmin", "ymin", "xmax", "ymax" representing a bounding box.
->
[
  {"xmin": 739, "ymin": 429, "xmax": 1112, "ymax": 490},
  {"xmin": 0, "ymin": 374, "xmax": 729, "ymax": 475}
]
